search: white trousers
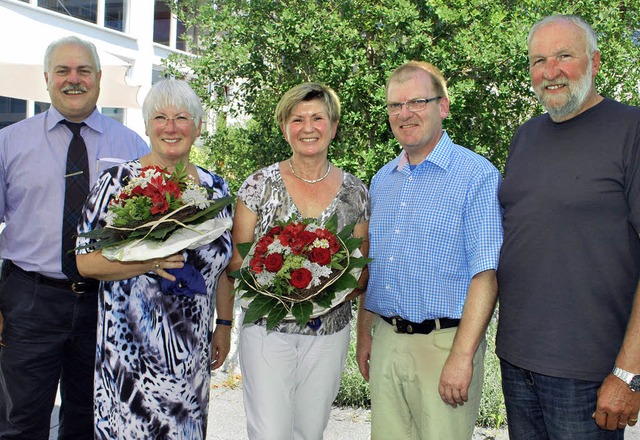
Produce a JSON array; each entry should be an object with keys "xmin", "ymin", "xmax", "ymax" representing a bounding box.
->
[{"xmin": 239, "ymin": 324, "xmax": 351, "ymax": 440}]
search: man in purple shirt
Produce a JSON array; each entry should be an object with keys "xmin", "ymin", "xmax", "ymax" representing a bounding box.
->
[{"xmin": 0, "ymin": 36, "xmax": 148, "ymax": 439}]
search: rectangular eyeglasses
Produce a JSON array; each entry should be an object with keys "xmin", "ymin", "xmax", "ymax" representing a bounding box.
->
[{"xmin": 386, "ymin": 96, "xmax": 441, "ymax": 115}]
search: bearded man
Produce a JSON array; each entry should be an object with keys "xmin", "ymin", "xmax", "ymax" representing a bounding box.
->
[{"xmin": 496, "ymin": 14, "xmax": 640, "ymax": 440}]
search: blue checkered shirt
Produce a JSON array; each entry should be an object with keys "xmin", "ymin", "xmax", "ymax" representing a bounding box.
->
[{"xmin": 365, "ymin": 131, "xmax": 503, "ymax": 321}]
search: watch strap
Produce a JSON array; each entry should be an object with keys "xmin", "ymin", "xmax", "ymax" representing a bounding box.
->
[
  {"xmin": 612, "ymin": 366, "xmax": 634, "ymax": 383},
  {"xmin": 612, "ymin": 366, "xmax": 640, "ymax": 391}
]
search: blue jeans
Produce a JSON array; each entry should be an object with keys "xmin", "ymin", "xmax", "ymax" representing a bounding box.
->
[
  {"xmin": 0, "ymin": 264, "xmax": 97, "ymax": 440},
  {"xmin": 500, "ymin": 359, "xmax": 624, "ymax": 440}
]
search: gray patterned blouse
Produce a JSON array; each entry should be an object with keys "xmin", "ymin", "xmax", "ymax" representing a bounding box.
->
[{"xmin": 238, "ymin": 162, "xmax": 370, "ymax": 335}]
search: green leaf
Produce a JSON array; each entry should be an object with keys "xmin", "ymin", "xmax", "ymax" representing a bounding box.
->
[
  {"xmin": 266, "ymin": 303, "xmax": 289, "ymax": 330},
  {"xmin": 291, "ymin": 301, "xmax": 314, "ymax": 327},
  {"xmin": 343, "ymin": 236, "xmax": 363, "ymax": 253},
  {"xmin": 314, "ymin": 290, "xmax": 336, "ymax": 308},
  {"xmin": 181, "ymin": 196, "xmax": 233, "ymax": 224},
  {"xmin": 330, "ymin": 273, "xmax": 359, "ymax": 292},
  {"xmin": 349, "ymin": 256, "xmax": 373, "ymax": 269},
  {"xmin": 243, "ymin": 295, "xmax": 278, "ymax": 324},
  {"xmin": 324, "ymin": 213, "xmax": 339, "ymax": 234},
  {"xmin": 338, "ymin": 223, "xmax": 355, "ymax": 242},
  {"xmin": 237, "ymin": 242, "xmax": 253, "ymax": 259}
]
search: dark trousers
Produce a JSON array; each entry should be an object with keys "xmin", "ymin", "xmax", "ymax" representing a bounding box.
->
[
  {"xmin": 0, "ymin": 263, "xmax": 97, "ymax": 440},
  {"xmin": 500, "ymin": 358, "xmax": 624, "ymax": 440}
]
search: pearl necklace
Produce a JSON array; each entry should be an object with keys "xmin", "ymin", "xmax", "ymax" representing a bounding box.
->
[{"xmin": 288, "ymin": 158, "xmax": 331, "ymax": 184}]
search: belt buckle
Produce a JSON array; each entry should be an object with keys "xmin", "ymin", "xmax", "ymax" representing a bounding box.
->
[
  {"xmin": 71, "ymin": 281, "xmax": 86, "ymax": 294},
  {"xmin": 392, "ymin": 317, "xmax": 412, "ymax": 334}
]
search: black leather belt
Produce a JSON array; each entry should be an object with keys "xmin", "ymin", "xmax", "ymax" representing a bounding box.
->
[
  {"xmin": 5, "ymin": 261, "xmax": 99, "ymax": 294},
  {"xmin": 381, "ymin": 315, "xmax": 460, "ymax": 335}
]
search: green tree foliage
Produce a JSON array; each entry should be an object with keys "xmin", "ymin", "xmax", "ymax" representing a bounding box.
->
[{"xmin": 168, "ymin": 0, "xmax": 640, "ymax": 191}]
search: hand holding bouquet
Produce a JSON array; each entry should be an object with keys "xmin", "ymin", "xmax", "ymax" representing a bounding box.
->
[
  {"xmin": 232, "ymin": 214, "xmax": 371, "ymax": 329},
  {"xmin": 77, "ymin": 162, "xmax": 232, "ymax": 262}
]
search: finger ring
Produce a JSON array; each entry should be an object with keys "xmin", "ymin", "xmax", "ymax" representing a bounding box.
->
[
  {"xmin": 154, "ymin": 262, "xmax": 161, "ymax": 271},
  {"xmin": 618, "ymin": 421, "xmax": 626, "ymax": 426}
]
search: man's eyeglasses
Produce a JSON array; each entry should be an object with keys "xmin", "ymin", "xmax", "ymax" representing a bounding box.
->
[
  {"xmin": 386, "ymin": 96, "xmax": 442, "ymax": 115},
  {"xmin": 150, "ymin": 115, "xmax": 195, "ymax": 127}
]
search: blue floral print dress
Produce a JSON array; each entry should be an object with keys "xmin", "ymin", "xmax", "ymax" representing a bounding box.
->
[{"xmin": 76, "ymin": 161, "xmax": 232, "ymax": 440}]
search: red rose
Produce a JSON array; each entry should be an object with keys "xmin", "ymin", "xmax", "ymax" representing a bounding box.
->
[
  {"xmin": 295, "ymin": 231, "xmax": 317, "ymax": 248},
  {"xmin": 290, "ymin": 268, "xmax": 312, "ymax": 289},
  {"xmin": 309, "ymin": 247, "xmax": 332, "ymax": 266},
  {"xmin": 267, "ymin": 226, "xmax": 283, "ymax": 236},
  {"xmin": 264, "ymin": 253, "xmax": 284, "ymax": 272}
]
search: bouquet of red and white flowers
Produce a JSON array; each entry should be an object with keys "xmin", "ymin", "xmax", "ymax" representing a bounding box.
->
[
  {"xmin": 233, "ymin": 214, "xmax": 370, "ymax": 329},
  {"xmin": 77, "ymin": 163, "xmax": 232, "ymax": 262}
]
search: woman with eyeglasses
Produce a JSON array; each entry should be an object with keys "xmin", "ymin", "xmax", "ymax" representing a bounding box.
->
[
  {"xmin": 75, "ymin": 79, "xmax": 233, "ymax": 440},
  {"xmin": 228, "ymin": 82, "xmax": 370, "ymax": 439}
]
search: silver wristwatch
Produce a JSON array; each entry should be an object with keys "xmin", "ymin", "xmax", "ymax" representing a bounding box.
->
[{"xmin": 612, "ymin": 366, "xmax": 640, "ymax": 392}]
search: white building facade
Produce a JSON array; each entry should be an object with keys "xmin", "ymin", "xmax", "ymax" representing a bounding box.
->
[{"xmin": 0, "ymin": 0, "xmax": 193, "ymax": 140}]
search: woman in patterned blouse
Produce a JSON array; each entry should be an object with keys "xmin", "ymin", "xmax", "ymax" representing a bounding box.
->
[{"xmin": 228, "ymin": 82, "xmax": 370, "ymax": 439}]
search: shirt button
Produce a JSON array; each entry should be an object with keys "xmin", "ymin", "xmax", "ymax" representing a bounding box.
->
[{"xmin": 395, "ymin": 229, "xmax": 400, "ymax": 234}]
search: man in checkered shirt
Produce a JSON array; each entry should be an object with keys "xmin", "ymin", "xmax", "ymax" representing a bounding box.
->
[{"xmin": 356, "ymin": 60, "xmax": 503, "ymax": 440}]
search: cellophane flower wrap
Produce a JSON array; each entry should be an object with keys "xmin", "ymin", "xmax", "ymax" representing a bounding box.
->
[
  {"xmin": 232, "ymin": 214, "xmax": 371, "ymax": 330},
  {"xmin": 77, "ymin": 162, "xmax": 233, "ymax": 262}
]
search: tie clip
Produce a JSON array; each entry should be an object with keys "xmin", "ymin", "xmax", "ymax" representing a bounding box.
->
[{"xmin": 65, "ymin": 171, "xmax": 84, "ymax": 178}]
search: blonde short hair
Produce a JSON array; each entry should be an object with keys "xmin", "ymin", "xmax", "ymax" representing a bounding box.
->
[
  {"xmin": 275, "ymin": 83, "xmax": 341, "ymax": 126},
  {"xmin": 386, "ymin": 61, "xmax": 449, "ymax": 101}
]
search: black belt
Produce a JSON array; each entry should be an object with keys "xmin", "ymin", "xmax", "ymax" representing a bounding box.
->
[
  {"xmin": 5, "ymin": 261, "xmax": 99, "ymax": 294},
  {"xmin": 381, "ymin": 315, "xmax": 460, "ymax": 335}
]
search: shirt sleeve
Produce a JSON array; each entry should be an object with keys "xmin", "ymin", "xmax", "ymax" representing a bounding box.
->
[
  {"xmin": 237, "ymin": 168, "xmax": 267, "ymax": 213},
  {"xmin": 0, "ymin": 136, "xmax": 5, "ymax": 221},
  {"xmin": 464, "ymin": 167, "xmax": 503, "ymax": 276}
]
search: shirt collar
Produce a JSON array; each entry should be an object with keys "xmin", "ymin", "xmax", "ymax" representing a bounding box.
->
[
  {"xmin": 395, "ymin": 130, "xmax": 454, "ymax": 172},
  {"xmin": 46, "ymin": 106, "xmax": 103, "ymax": 133}
]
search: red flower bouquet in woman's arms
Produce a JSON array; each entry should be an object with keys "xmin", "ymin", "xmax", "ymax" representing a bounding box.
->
[
  {"xmin": 232, "ymin": 214, "xmax": 371, "ymax": 330},
  {"xmin": 77, "ymin": 163, "xmax": 232, "ymax": 262}
]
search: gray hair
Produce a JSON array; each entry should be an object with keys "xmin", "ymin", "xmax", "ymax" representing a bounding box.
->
[
  {"xmin": 142, "ymin": 79, "xmax": 204, "ymax": 126},
  {"xmin": 528, "ymin": 15, "xmax": 599, "ymax": 56},
  {"xmin": 44, "ymin": 36, "xmax": 101, "ymax": 72}
]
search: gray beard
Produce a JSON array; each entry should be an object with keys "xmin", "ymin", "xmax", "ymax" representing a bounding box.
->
[{"xmin": 536, "ymin": 64, "xmax": 593, "ymax": 122}]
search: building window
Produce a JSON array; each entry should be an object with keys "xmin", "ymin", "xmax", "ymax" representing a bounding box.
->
[
  {"xmin": 153, "ymin": 1, "xmax": 172, "ymax": 46},
  {"xmin": 101, "ymin": 107, "xmax": 124, "ymax": 124},
  {"xmin": 0, "ymin": 96, "xmax": 122, "ymax": 128},
  {"xmin": 35, "ymin": 102, "xmax": 51, "ymax": 115},
  {"xmin": 0, "ymin": 97, "xmax": 26, "ymax": 130},
  {"xmin": 37, "ymin": 1, "xmax": 126, "ymax": 32},
  {"xmin": 153, "ymin": 1, "xmax": 193, "ymax": 51},
  {"xmin": 104, "ymin": 1, "xmax": 126, "ymax": 31}
]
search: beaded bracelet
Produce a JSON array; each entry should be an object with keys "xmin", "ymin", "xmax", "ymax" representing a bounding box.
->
[{"xmin": 215, "ymin": 319, "xmax": 233, "ymax": 326}]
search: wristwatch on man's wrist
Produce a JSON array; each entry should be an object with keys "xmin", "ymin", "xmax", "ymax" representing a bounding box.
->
[{"xmin": 612, "ymin": 366, "xmax": 640, "ymax": 392}]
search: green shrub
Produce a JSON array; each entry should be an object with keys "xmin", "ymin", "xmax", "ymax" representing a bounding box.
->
[{"xmin": 477, "ymin": 317, "xmax": 507, "ymax": 428}]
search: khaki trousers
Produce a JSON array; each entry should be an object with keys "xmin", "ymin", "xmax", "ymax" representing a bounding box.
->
[{"xmin": 369, "ymin": 316, "xmax": 485, "ymax": 440}]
